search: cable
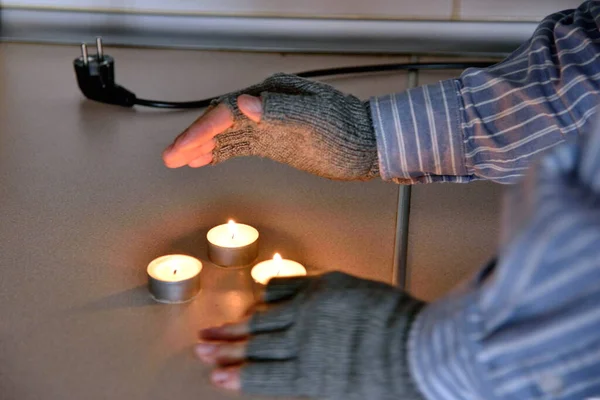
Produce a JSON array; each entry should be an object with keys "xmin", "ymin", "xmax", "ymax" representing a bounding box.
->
[
  {"xmin": 134, "ymin": 98, "xmax": 212, "ymax": 109},
  {"xmin": 132, "ymin": 61, "xmax": 496, "ymax": 109},
  {"xmin": 295, "ymin": 61, "xmax": 495, "ymax": 78},
  {"xmin": 74, "ymin": 40, "xmax": 497, "ymax": 110}
]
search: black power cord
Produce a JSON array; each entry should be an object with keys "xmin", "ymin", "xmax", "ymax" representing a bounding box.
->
[{"xmin": 74, "ymin": 38, "xmax": 496, "ymax": 109}]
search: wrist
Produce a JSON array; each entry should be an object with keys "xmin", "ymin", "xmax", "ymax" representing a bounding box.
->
[{"xmin": 370, "ymin": 79, "xmax": 469, "ymax": 184}]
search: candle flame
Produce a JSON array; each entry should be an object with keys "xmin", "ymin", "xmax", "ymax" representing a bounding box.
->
[
  {"xmin": 273, "ymin": 253, "xmax": 282, "ymax": 276},
  {"xmin": 228, "ymin": 219, "xmax": 237, "ymax": 240}
]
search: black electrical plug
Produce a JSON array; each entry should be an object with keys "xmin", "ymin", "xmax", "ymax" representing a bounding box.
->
[{"xmin": 73, "ymin": 38, "xmax": 137, "ymax": 107}]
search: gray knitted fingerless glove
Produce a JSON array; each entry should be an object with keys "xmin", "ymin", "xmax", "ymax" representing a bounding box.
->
[
  {"xmin": 211, "ymin": 73, "xmax": 379, "ymax": 181},
  {"xmin": 242, "ymin": 271, "xmax": 426, "ymax": 400}
]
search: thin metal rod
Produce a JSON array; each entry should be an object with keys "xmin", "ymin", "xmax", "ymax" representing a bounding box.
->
[
  {"xmin": 96, "ymin": 37, "xmax": 104, "ymax": 60},
  {"xmin": 80, "ymin": 43, "xmax": 88, "ymax": 65},
  {"xmin": 394, "ymin": 186, "xmax": 412, "ymax": 289},
  {"xmin": 392, "ymin": 56, "xmax": 418, "ymax": 289}
]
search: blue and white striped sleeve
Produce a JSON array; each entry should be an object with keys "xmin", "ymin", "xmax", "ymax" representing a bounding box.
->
[
  {"xmin": 371, "ymin": 1, "xmax": 600, "ymax": 184},
  {"xmin": 407, "ymin": 114, "xmax": 600, "ymax": 399}
]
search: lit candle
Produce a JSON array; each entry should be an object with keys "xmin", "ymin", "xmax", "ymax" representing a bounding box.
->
[
  {"xmin": 207, "ymin": 219, "xmax": 259, "ymax": 267},
  {"xmin": 251, "ymin": 253, "xmax": 307, "ymax": 286},
  {"xmin": 147, "ymin": 255, "xmax": 202, "ymax": 303}
]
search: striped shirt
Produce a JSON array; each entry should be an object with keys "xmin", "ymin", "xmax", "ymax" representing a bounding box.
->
[
  {"xmin": 371, "ymin": 1, "xmax": 600, "ymax": 185},
  {"xmin": 370, "ymin": 1, "xmax": 600, "ymax": 399},
  {"xmin": 408, "ymin": 124, "xmax": 600, "ymax": 400}
]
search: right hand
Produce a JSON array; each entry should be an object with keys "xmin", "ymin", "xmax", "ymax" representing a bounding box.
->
[{"xmin": 195, "ymin": 271, "xmax": 426, "ymax": 399}]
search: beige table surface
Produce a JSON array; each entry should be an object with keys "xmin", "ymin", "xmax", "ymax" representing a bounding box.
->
[
  {"xmin": 0, "ymin": 42, "xmax": 413, "ymax": 400},
  {"xmin": 0, "ymin": 43, "xmax": 501, "ymax": 399}
]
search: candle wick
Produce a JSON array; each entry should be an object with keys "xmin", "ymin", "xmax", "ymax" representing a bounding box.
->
[
  {"xmin": 173, "ymin": 269, "xmax": 177, "ymax": 275},
  {"xmin": 231, "ymin": 233, "xmax": 235, "ymax": 240},
  {"xmin": 276, "ymin": 267, "xmax": 281, "ymax": 277}
]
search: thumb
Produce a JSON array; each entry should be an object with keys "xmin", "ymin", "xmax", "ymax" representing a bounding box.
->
[{"xmin": 237, "ymin": 94, "xmax": 263, "ymax": 123}]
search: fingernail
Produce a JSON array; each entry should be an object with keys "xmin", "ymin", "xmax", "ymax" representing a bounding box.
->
[
  {"xmin": 220, "ymin": 377, "xmax": 239, "ymax": 390},
  {"xmin": 239, "ymin": 95, "xmax": 262, "ymax": 118},
  {"xmin": 245, "ymin": 96, "xmax": 262, "ymax": 114},
  {"xmin": 211, "ymin": 370, "xmax": 230, "ymax": 384},
  {"xmin": 195, "ymin": 343, "xmax": 216, "ymax": 356}
]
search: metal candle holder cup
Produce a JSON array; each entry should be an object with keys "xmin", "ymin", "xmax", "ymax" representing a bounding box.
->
[
  {"xmin": 207, "ymin": 221, "xmax": 259, "ymax": 267},
  {"xmin": 147, "ymin": 255, "xmax": 202, "ymax": 303}
]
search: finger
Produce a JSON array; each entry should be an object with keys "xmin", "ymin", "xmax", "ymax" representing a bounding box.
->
[
  {"xmin": 263, "ymin": 275, "xmax": 311, "ymax": 303},
  {"xmin": 163, "ymin": 139, "xmax": 216, "ymax": 168},
  {"xmin": 170, "ymin": 103, "xmax": 233, "ymax": 152},
  {"xmin": 246, "ymin": 329, "xmax": 297, "ymax": 360},
  {"xmin": 195, "ymin": 340, "xmax": 248, "ymax": 366},
  {"xmin": 199, "ymin": 316, "xmax": 251, "ymax": 341},
  {"xmin": 250, "ymin": 302, "xmax": 297, "ymax": 334},
  {"xmin": 187, "ymin": 152, "xmax": 214, "ymax": 168},
  {"xmin": 176, "ymin": 103, "xmax": 233, "ymax": 148},
  {"xmin": 211, "ymin": 366, "xmax": 242, "ymax": 392},
  {"xmin": 237, "ymin": 94, "xmax": 262, "ymax": 123}
]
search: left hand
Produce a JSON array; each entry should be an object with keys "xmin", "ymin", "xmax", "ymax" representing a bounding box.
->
[
  {"xmin": 163, "ymin": 73, "xmax": 380, "ymax": 181},
  {"xmin": 194, "ymin": 315, "xmax": 251, "ymax": 392},
  {"xmin": 194, "ymin": 271, "xmax": 426, "ymax": 399}
]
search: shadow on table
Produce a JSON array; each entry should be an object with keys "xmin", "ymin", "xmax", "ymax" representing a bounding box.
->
[{"xmin": 73, "ymin": 284, "xmax": 159, "ymax": 313}]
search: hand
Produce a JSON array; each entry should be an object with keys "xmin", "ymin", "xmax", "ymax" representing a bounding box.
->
[
  {"xmin": 194, "ymin": 271, "xmax": 426, "ymax": 399},
  {"xmin": 163, "ymin": 73, "xmax": 380, "ymax": 181},
  {"xmin": 162, "ymin": 95, "xmax": 262, "ymax": 169},
  {"xmin": 194, "ymin": 315, "xmax": 249, "ymax": 392}
]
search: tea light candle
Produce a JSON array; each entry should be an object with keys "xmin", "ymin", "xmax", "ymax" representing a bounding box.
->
[
  {"xmin": 207, "ymin": 220, "xmax": 259, "ymax": 267},
  {"xmin": 147, "ymin": 255, "xmax": 202, "ymax": 303},
  {"xmin": 251, "ymin": 253, "xmax": 307, "ymax": 286}
]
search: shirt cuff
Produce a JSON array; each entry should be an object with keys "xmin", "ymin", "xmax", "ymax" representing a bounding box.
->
[{"xmin": 370, "ymin": 79, "xmax": 471, "ymax": 183}]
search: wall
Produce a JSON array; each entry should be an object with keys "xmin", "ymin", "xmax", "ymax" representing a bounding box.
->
[{"xmin": 0, "ymin": 0, "xmax": 584, "ymax": 20}]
